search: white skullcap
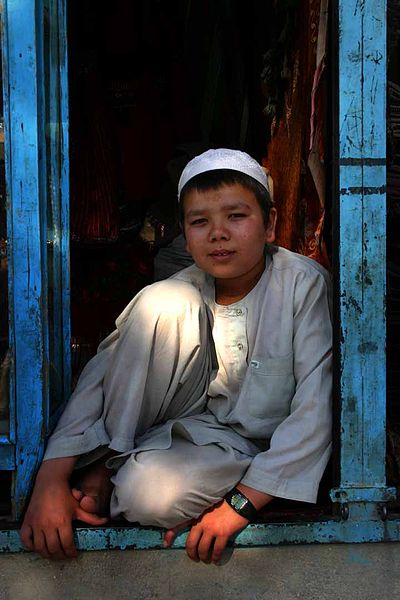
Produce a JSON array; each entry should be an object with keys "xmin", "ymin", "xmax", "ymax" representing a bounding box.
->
[{"xmin": 177, "ymin": 148, "xmax": 270, "ymax": 199}]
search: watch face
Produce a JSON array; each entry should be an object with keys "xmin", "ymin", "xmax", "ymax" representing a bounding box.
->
[{"xmin": 231, "ymin": 493, "xmax": 247, "ymax": 511}]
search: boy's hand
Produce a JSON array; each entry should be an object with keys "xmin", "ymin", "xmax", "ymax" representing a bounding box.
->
[
  {"xmin": 164, "ymin": 500, "xmax": 248, "ymax": 564},
  {"xmin": 164, "ymin": 484, "xmax": 273, "ymax": 563},
  {"xmin": 20, "ymin": 467, "xmax": 108, "ymax": 560}
]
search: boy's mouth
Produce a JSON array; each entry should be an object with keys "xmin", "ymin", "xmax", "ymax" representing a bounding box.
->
[
  {"xmin": 209, "ymin": 249, "xmax": 235, "ymax": 258},
  {"xmin": 208, "ymin": 250, "xmax": 235, "ymax": 262}
]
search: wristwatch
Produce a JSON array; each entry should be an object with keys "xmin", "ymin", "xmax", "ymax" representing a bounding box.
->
[{"xmin": 223, "ymin": 487, "xmax": 258, "ymax": 521}]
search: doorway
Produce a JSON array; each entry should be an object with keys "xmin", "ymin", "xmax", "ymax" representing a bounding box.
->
[{"xmin": 66, "ymin": 0, "xmax": 334, "ymax": 523}]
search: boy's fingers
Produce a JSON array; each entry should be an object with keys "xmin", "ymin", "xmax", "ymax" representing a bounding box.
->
[
  {"xmin": 20, "ymin": 523, "xmax": 34, "ymax": 550},
  {"xmin": 33, "ymin": 529, "xmax": 51, "ymax": 559},
  {"xmin": 45, "ymin": 530, "xmax": 64, "ymax": 557},
  {"xmin": 58, "ymin": 524, "xmax": 77, "ymax": 559},
  {"xmin": 185, "ymin": 524, "xmax": 202, "ymax": 562},
  {"xmin": 163, "ymin": 519, "xmax": 194, "ymax": 548},
  {"xmin": 211, "ymin": 536, "xmax": 228, "ymax": 564},
  {"xmin": 75, "ymin": 507, "xmax": 109, "ymax": 526},
  {"xmin": 197, "ymin": 532, "xmax": 214, "ymax": 563}
]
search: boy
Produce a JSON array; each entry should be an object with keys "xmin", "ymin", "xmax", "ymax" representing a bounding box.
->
[{"xmin": 21, "ymin": 149, "xmax": 332, "ymax": 564}]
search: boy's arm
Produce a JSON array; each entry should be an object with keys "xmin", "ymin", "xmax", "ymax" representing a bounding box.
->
[
  {"xmin": 239, "ymin": 269, "xmax": 332, "ymax": 502},
  {"xmin": 235, "ymin": 482, "xmax": 274, "ymax": 509},
  {"xmin": 165, "ymin": 267, "xmax": 332, "ymax": 563},
  {"xmin": 20, "ymin": 457, "xmax": 107, "ymax": 559}
]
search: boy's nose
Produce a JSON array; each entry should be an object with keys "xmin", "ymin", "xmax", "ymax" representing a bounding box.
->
[{"xmin": 209, "ymin": 225, "xmax": 230, "ymax": 242}]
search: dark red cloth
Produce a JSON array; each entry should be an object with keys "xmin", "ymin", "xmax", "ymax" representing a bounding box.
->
[{"xmin": 263, "ymin": 0, "xmax": 330, "ymax": 269}]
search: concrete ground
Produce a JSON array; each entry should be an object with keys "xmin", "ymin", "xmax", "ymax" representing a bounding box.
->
[{"xmin": 0, "ymin": 543, "xmax": 399, "ymax": 600}]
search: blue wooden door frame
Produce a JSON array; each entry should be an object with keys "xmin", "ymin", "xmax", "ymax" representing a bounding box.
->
[
  {"xmin": 0, "ymin": 0, "xmax": 70, "ymax": 519},
  {"xmin": 1, "ymin": 0, "xmax": 399, "ymax": 552},
  {"xmin": 0, "ymin": 0, "xmax": 48, "ymax": 516}
]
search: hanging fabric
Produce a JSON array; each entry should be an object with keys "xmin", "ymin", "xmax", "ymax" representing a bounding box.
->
[{"xmin": 262, "ymin": 0, "xmax": 330, "ymax": 269}]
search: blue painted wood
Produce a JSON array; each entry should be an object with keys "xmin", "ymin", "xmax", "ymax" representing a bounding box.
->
[
  {"xmin": 0, "ymin": 0, "xmax": 16, "ymax": 450},
  {"xmin": 2, "ymin": 517, "xmax": 400, "ymax": 553},
  {"xmin": 336, "ymin": 0, "xmax": 391, "ymax": 500},
  {"xmin": 5, "ymin": 0, "xmax": 48, "ymax": 517},
  {"xmin": 1, "ymin": 0, "xmax": 70, "ymax": 515}
]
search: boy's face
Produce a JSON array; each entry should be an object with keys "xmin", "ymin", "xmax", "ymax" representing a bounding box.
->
[{"xmin": 183, "ymin": 183, "xmax": 277, "ymax": 286}]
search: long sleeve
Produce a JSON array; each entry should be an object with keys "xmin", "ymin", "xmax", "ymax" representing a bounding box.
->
[
  {"xmin": 240, "ymin": 265, "xmax": 332, "ymax": 503},
  {"xmin": 44, "ymin": 329, "xmax": 119, "ymax": 460}
]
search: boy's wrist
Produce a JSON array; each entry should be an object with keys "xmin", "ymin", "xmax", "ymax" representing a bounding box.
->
[
  {"xmin": 223, "ymin": 487, "xmax": 258, "ymax": 520},
  {"xmin": 36, "ymin": 456, "xmax": 78, "ymax": 483},
  {"xmin": 235, "ymin": 482, "xmax": 274, "ymax": 511}
]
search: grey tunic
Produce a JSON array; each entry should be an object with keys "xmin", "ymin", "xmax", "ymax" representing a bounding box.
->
[{"xmin": 44, "ymin": 247, "xmax": 332, "ymax": 526}]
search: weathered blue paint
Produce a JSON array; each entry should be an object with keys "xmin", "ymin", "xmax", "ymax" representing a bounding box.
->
[
  {"xmin": 0, "ymin": 0, "xmax": 16, "ymax": 454},
  {"xmin": 2, "ymin": 516, "xmax": 400, "ymax": 553},
  {"xmin": 0, "ymin": 0, "xmax": 71, "ymax": 517},
  {"xmin": 4, "ymin": 0, "xmax": 48, "ymax": 517},
  {"xmin": 330, "ymin": 486, "xmax": 396, "ymax": 504},
  {"xmin": 334, "ymin": 0, "xmax": 394, "ymax": 509}
]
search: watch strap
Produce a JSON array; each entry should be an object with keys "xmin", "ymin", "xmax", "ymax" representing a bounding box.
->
[{"xmin": 223, "ymin": 487, "xmax": 258, "ymax": 521}]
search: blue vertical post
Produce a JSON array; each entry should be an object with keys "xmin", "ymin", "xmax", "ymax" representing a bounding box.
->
[
  {"xmin": 0, "ymin": 0, "xmax": 69, "ymax": 518},
  {"xmin": 331, "ymin": 0, "xmax": 395, "ymax": 516},
  {"xmin": 0, "ymin": 0, "xmax": 16, "ymax": 472},
  {"xmin": 5, "ymin": 0, "xmax": 49, "ymax": 518}
]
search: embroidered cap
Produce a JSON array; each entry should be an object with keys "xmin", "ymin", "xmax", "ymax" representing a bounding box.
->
[{"xmin": 177, "ymin": 148, "xmax": 270, "ymax": 199}]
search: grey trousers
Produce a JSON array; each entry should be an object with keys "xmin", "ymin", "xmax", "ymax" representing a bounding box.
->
[
  {"xmin": 50, "ymin": 279, "xmax": 253, "ymax": 528},
  {"xmin": 110, "ymin": 435, "xmax": 252, "ymax": 528},
  {"xmin": 107, "ymin": 280, "xmax": 253, "ymax": 527}
]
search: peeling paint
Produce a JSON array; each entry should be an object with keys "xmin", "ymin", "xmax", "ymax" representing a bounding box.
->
[
  {"xmin": 366, "ymin": 50, "xmax": 383, "ymax": 64},
  {"xmin": 347, "ymin": 396, "xmax": 357, "ymax": 413},
  {"xmin": 354, "ymin": 0, "xmax": 366, "ymax": 16},
  {"xmin": 340, "ymin": 185, "xmax": 386, "ymax": 195},
  {"xmin": 342, "ymin": 295, "xmax": 362, "ymax": 314},
  {"xmin": 348, "ymin": 48, "xmax": 362, "ymax": 63},
  {"xmin": 358, "ymin": 342, "xmax": 378, "ymax": 354}
]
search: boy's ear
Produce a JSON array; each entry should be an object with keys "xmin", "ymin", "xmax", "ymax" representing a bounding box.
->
[{"xmin": 265, "ymin": 207, "xmax": 277, "ymax": 244}]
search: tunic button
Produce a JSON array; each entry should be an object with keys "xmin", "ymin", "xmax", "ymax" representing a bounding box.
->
[
  {"xmin": 237, "ymin": 343, "xmax": 244, "ymax": 350},
  {"xmin": 235, "ymin": 309, "xmax": 243, "ymax": 316}
]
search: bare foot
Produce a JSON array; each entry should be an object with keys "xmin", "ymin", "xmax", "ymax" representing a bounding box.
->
[{"xmin": 72, "ymin": 461, "xmax": 114, "ymax": 517}]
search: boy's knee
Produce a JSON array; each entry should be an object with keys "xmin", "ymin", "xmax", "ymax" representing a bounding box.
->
[
  {"xmin": 111, "ymin": 454, "xmax": 198, "ymax": 528},
  {"xmin": 134, "ymin": 279, "xmax": 205, "ymax": 332},
  {"xmin": 137, "ymin": 280, "xmax": 204, "ymax": 320}
]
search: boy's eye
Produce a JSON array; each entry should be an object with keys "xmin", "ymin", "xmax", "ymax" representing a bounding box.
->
[
  {"xmin": 190, "ymin": 218, "xmax": 207, "ymax": 226},
  {"xmin": 229, "ymin": 213, "xmax": 247, "ymax": 219}
]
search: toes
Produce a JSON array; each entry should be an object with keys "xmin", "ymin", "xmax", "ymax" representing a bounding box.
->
[
  {"xmin": 71, "ymin": 488, "xmax": 83, "ymax": 502},
  {"xmin": 79, "ymin": 494, "xmax": 99, "ymax": 513},
  {"xmin": 79, "ymin": 494, "xmax": 101, "ymax": 514}
]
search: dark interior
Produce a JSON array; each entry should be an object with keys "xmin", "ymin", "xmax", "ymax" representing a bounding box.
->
[
  {"xmin": 67, "ymin": 0, "xmax": 333, "ymax": 522},
  {"xmin": 68, "ymin": 0, "xmax": 273, "ymax": 374}
]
